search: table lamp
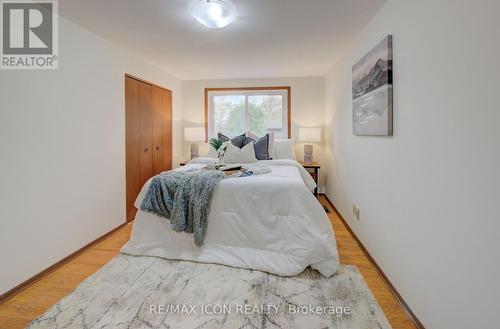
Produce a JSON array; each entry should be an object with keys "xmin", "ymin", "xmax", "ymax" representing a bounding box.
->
[
  {"xmin": 184, "ymin": 127, "xmax": 205, "ymax": 159},
  {"xmin": 298, "ymin": 127, "xmax": 321, "ymax": 163}
]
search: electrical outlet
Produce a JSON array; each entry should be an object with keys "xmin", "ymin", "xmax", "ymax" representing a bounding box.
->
[{"xmin": 352, "ymin": 204, "xmax": 360, "ymax": 220}]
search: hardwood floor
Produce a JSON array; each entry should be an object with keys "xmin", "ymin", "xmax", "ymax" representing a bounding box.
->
[
  {"xmin": 0, "ymin": 197, "xmax": 416, "ymax": 329},
  {"xmin": 0, "ymin": 225, "xmax": 132, "ymax": 329},
  {"xmin": 320, "ymin": 196, "xmax": 416, "ymax": 329}
]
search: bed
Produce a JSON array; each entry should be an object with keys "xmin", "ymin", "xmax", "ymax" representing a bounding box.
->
[{"xmin": 120, "ymin": 158, "xmax": 340, "ymax": 277}]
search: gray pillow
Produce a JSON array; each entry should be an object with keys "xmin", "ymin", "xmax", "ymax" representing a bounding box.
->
[
  {"xmin": 242, "ymin": 133, "xmax": 270, "ymax": 160},
  {"xmin": 218, "ymin": 133, "xmax": 246, "ymax": 148}
]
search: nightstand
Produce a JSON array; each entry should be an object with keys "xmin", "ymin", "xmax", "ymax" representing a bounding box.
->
[{"xmin": 298, "ymin": 161, "xmax": 320, "ymax": 197}]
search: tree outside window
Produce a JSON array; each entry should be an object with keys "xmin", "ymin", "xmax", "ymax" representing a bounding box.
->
[{"xmin": 208, "ymin": 88, "xmax": 289, "ymax": 139}]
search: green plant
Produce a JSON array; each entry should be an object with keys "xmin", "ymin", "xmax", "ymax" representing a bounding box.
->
[{"xmin": 209, "ymin": 137, "xmax": 223, "ymax": 151}]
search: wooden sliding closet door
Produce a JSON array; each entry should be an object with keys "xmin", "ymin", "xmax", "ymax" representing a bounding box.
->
[
  {"xmin": 152, "ymin": 86, "xmax": 172, "ymax": 176},
  {"xmin": 125, "ymin": 77, "xmax": 141, "ymax": 222},
  {"xmin": 125, "ymin": 75, "xmax": 173, "ymax": 222},
  {"xmin": 138, "ymin": 82, "xmax": 153, "ymax": 185}
]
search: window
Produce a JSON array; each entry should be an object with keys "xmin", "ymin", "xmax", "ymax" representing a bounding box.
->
[{"xmin": 205, "ymin": 87, "xmax": 290, "ymax": 140}]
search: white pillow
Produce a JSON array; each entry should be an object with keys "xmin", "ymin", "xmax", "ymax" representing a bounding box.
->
[
  {"xmin": 273, "ymin": 139, "xmax": 296, "ymax": 160},
  {"xmin": 223, "ymin": 142, "xmax": 257, "ymax": 164},
  {"xmin": 246, "ymin": 131, "xmax": 275, "ymax": 159},
  {"xmin": 207, "ymin": 145, "xmax": 218, "ymax": 158}
]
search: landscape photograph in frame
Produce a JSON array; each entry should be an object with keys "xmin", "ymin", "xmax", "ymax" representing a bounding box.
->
[{"xmin": 352, "ymin": 35, "xmax": 393, "ymax": 136}]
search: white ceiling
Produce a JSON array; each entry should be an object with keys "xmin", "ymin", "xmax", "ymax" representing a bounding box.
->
[{"xmin": 60, "ymin": 0, "xmax": 386, "ymax": 80}]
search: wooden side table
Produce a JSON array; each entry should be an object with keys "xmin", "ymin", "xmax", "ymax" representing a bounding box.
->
[{"xmin": 298, "ymin": 161, "xmax": 320, "ymax": 197}]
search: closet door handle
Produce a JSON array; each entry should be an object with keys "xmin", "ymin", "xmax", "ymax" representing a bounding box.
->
[
  {"xmin": 144, "ymin": 148, "xmax": 149, "ymax": 153},
  {"xmin": 156, "ymin": 146, "xmax": 160, "ymax": 151}
]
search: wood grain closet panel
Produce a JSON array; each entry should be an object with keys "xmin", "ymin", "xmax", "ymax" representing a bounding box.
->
[
  {"xmin": 152, "ymin": 86, "xmax": 172, "ymax": 175},
  {"xmin": 125, "ymin": 74, "xmax": 173, "ymax": 222},
  {"xmin": 138, "ymin": 82, "xmax": 153, "ymax": 187},
  {"xmin": 163, "ymin": 89, "xmax": 173, "ymax": 172},
  {"xmin": 125, "ymin": 77, "xmax": 140, "ymax": 221}
]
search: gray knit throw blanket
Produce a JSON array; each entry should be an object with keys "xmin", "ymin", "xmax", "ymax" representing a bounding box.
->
[{"xmin": 140, "ymin": 169, "xmax": 225, "ymax": 247}]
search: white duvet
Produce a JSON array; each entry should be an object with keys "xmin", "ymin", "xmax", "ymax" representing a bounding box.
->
[{"xmin": 121, "ymin": 159, "xmax": 339, "ymax": 277}]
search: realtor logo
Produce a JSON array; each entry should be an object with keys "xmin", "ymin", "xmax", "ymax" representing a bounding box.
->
[{"xmin": 1, "ymin": 0, "xmax": 58, "ymax": 69}]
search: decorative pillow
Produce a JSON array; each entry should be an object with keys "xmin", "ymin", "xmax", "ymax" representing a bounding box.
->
[
  {"xmin": 218, "ymin": 132, "xmax": 246, "ymax": 148},
  {"xmin": 242, "ymin": 133, "xmax": 270, "ymax": 160},
  {"xmin": 207, "ymin": 145, "xmax": 218, "ymax": 158},
  {"xmin": 223, "ymin": 142, "xmax": 257, "ymax": 164},
  {"xmin": 246, "ymin": 131, "xmax": 274, "ymax": 159},
  {"xmin": 273, "ymin": 139, "xmax": 296, "ymax": 159}
]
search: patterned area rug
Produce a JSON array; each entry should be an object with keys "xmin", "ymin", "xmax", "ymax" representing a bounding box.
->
[{"xmin": 27, "ymin": 255, "xmax": 391, "ymax": 329}]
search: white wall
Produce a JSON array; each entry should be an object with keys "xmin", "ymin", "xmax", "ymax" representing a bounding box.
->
[
  {"xmin": 323, "ymin": 0, "xmax": 500, "ymax": 328},
  {"xmin": 182, "ymin": 77, "xmax": 326, "ymax": 190},
  {"xmin": 0, "ymin": 17, "xmax": 183, "ymax": 295}
]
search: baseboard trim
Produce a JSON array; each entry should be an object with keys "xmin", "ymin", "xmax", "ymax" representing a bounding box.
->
[
  {"xmin": 320, "ymin": 193, "xmax": 425, "ymax": 329},
  {"xmin": 0, "ymin": 221, "xmax": 129, "ymax": 304}
]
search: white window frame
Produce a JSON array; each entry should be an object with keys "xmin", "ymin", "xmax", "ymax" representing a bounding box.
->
[{"xmin": 206, "ymin": 87, "xmax": 290, "ymax": 139}]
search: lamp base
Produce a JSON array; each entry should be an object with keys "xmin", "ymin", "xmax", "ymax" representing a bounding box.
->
[
  {"xmin": 304, "ymin": 144, "xmax": 313, "ymax": 163},
  {"xmin": 190, "ymin": 143, "xmax": 199, "ymax": 159}
]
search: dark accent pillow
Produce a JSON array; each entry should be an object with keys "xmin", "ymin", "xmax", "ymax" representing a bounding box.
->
[
  {"xmin": 218, "ymin": 133, "xmax": 246, "ymax": 148},
  {"xmin": 242, "ymin": 133, "xmax": 270, "ymax": 160}
]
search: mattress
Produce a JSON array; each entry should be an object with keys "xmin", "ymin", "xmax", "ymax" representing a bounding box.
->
[{"xmin": 121, "ymin": 159, "xmax": 339, "ymax": 277}]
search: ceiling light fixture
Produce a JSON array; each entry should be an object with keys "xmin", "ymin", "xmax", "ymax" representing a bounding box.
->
[{"xmin": 189, "ymin": 0, "xmax": 237, "ymax": 29}]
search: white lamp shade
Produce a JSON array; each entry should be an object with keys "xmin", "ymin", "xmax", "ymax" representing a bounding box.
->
[
  {"xmin": 184, "ymin": 127, "xmax": 205, "ymax": 142},
  {"xmin": 298, "ymin": 127, "xmax": 321, "ymax": 143}
]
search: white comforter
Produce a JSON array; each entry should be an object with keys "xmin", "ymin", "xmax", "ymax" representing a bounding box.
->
[{"xmin": 121, "ymin": 159, "xmax": 339, "ymax": 277}]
